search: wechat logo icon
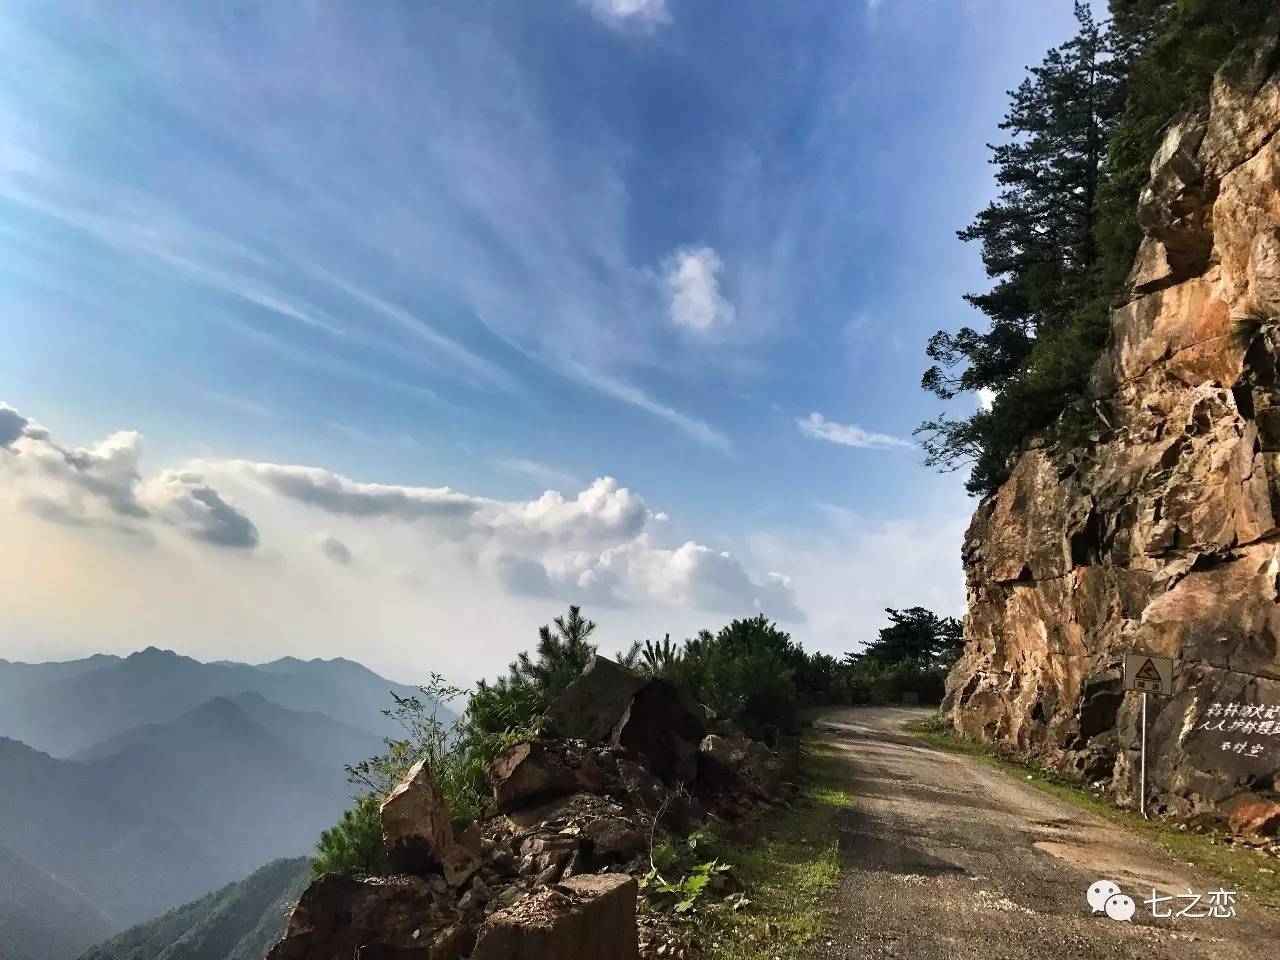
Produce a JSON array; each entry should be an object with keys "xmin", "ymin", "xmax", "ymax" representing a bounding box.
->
[{"xmin": 1087, "ymin": 880, "xmax": 1135, "ymax": 922}]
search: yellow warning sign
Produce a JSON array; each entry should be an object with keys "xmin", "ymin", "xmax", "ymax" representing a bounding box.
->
[
  {"xmin": 1124, "ymin": 652, "xmax": 1174, "ymax": 696},
  {"xmin": 1135, "ymin": 658, "xmax": 1161, "ymax": 682}
]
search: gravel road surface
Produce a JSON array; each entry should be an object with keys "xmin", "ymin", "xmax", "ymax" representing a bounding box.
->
[{"xmin": 804, "ymin": 707, "xmax": 1280, "ymax": 960}]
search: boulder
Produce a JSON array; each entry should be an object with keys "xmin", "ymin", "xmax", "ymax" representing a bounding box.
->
[
  {"xmin": 1228, "ymin": 796, "xmax": 1280, "ymax": 837},
  {"xmin": 267, "ymin": 874, "xmax": 464, "ymax": 960},
  {"xmin": 380, "ymin": 758, "xmax": 481, "ymax": 887},
  {"xmin": 584, "ymin": 817, "xmax": 645, "ymax": 857},
  {"xmin": 470, "ymin": 874, "xmax": 640, "ymax": 960},
  {"xmin": 440, "ymin": 843, "xmax": 481, "ymax": 889},
  {"xmin": 612, "ymin": 679, "xmax": 706, "ymax": 785},
  {"xmin": 489, "ymin": 740, "xmax": 603, "ymax": 813},
  {"xmin": 699, "ymin": 734, "xmax": 783, "ymax": 799},
  {"xmin": 381, "ymin": 759, "xmax": 455, "ymax": 875},
  {"xmin": 545, "ymin": 656, "xmax": 649, "ymax": 743}
]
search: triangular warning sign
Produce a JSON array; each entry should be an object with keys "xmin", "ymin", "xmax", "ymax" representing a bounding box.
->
[{"xmin": 1135, "ymin": 658, "xmax": 1161, "ymax": 682}]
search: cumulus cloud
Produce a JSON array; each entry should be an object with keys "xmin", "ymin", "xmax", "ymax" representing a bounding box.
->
[
  {"xmin": 0, "ymin": 403, "xmax": 32, "ymax": 447},
  {"xmin": 533, "ymin": 536, "xmax": 802, "ymax": 619},
  {"xmin": 0, "ymin": 402, "xmax": 255, "ymax": 547},
  {"xmin": 317, "ymin": 532, "xmax": 353, "ymax": 565},
  {"xmin": 139, "ymin": 470, "xmax": 260, "ymax": 548},
  {"xmin": 796, "ymin": 412, "xmax": 914, "ymax": 451},
  {"xmin": 223, "ymin": 465, "xmax": 648, "ymax": 549},
  {"xmin": 663, "ymin": 246, "xmax": 735, "ymax": 335},
  {"xmin": 209, "ymin": 459, "xmax": 796, "ymax": 618},
  {"xmin": 0, "ymin": 402, "xmax": 802, "ymax": 683},
  {"xmin": 226, "ymin": 461, "xmax": 479, "ymax": 524},
  {"xmin": 582, "ymin": 0, "xmax": 671, "ymax": 29},
  {"xmin": 491, "ymin": 553, "xmax": 554, "ymax": 598},
  {"xmin": 977, "ymin": 387, "xmax": 996, "ymax": 412}
]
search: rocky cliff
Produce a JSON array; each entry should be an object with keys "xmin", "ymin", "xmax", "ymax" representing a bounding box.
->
[{"xmin": 944, "ymin": 24, "xmax": 1280, "ymax": 838}]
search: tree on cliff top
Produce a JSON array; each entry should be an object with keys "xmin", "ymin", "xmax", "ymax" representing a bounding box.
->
[
  {"xmin": 918, "ymin": 2, "xmax": 1128, "ymax": 495},
  {"xmin": 465, "ymin": 604, "xmax": 598, "ymax": 737},
  {"xmin": 918, "ymin": 0, "xmax": 1274, "ymax": 496},
  {"xmin": 846, "ymin": 607, "xmax": 964, "ymax": 668}
]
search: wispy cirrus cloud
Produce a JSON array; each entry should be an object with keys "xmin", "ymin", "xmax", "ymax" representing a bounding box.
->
[
  {"xmin": 796, "ymin": 412, "xmax": 914, "ymax": 451},
  {"xmin": 568, "ymin": 363, "xmax": 732, "ymax": 453},
  {"xmin": 496, "ymin": 458, "xmax": 581, "ymax": 491},
  {"xmin": 0, "ymin": 2, "xmax": 724, "ymax": 449}
]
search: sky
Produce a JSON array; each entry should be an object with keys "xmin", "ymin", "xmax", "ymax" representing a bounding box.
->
[{"xmin": 0, "ymin": 0, "xmax": 1089, "ymax": 684}]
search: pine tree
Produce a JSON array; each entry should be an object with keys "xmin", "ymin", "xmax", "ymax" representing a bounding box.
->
[
  {"xmin": 918, "ymin": 3, "xmax": 1130, "ymax": 493},
  {"xmin": 918, "ymin": 0, "xmax": 1278, "ymax": 495},
  {"xmin": 311, "ymin": 794, "xmax": 389, "ymax": 878},
  {"xmin": 465, "ymin": 605, "xmax": 599, "ymax": 737},
  {"xmin": 846, "ymin": 607, "xmax": 964, "ymax": 668}
]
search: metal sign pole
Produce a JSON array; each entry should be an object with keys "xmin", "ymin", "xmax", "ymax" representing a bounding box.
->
[{"xmin": 1140, "ymin": 691, "xmax": 1147, "ymax": 819}]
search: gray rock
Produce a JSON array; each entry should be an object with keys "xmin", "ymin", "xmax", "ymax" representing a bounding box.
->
[
  {"xmin": 544, "ymin": 656, "xmax": 649, "ymax": 743},
  {"xmin": 470, "ymin": 874, "xmax": 640, "ymax": 960}
]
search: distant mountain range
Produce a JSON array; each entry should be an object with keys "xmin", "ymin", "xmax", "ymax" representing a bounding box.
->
[
  {"xmin": 76, "ymin": 858, "xmax": 310, "ymax": 960},
  {"xmin": 0, "ymin": 647, "xmax": 427, "ymax": 757},
  {"xmin": 0, "ymin": 648, "xmax": 443, "ymax": 960}
]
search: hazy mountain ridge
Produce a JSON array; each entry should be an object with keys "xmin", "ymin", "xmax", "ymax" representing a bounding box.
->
[
  {"xmin": 76, "ymin": 694, "xmax": 381, "ymax": 872},
  {"xmin": 75, "ymin": 857, "xmax": 310, "ymax": 960},
  {"xmin": 0, "ymin": 842, "xmax": 115, "ymax": 960},
  {"xmin": 0, "ymin": 737, "xmax": 229, "ymax": 931},
  {"xmin": 0, "ymin": 647, "xmax": 435, "ymax": 757},
  {"xmin": 0, "ymin": 650, "xmax": 431, "ymax": 960}
]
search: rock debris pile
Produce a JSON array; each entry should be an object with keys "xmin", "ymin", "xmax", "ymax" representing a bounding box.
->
[{"xmin": 268, "ymin": 656, "xmax": 791, "ymax": 959}]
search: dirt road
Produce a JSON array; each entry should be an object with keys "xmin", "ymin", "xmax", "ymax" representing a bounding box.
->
[{"xmin": 806, "ymin": 707, "xmax": 1280, "ymax": 959}]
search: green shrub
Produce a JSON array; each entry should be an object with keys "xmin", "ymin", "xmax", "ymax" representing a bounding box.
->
[
  {"xmin": 311, "ymin": 794, "xmax": 389, "ymax": 879},
  {"xmin": 665, "ymin": 617, "xmax": 807, "ymax": 743},
  {"xmin": 344, "ymin": 674, "xmax": 485, "ymax": 827},
  {"xmin": 465, "ymin": 605, "xmax": 597, "ymax": 740}
]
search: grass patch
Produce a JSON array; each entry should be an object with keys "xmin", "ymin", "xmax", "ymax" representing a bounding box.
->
[
  {"xmin": 910, "ymin": 716, "xmax": 1280, "ymax": 910},
  {"xmin": 693, "ymin": 739, "xmax": 851, "ymax": 960}
]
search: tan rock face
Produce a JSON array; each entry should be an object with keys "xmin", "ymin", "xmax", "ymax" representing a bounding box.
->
[
  {"xmin": 381, "ymin": 758, "xmax": 456, "ymax": 875},
  {"xmin": 266, "ymin": 874, "xmax": 465, "ymax": 960},
  {"xmin": 945, "ymin": 25, "xmax": 1280, "ymax": 835},
  {"xmin": 470, "ymin": 875, "xmax": 640, "ymax": 960}
]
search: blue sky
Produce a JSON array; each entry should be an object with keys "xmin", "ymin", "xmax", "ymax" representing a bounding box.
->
[{"xmin": 0, "ymin": 1, "xmax": 1088, "ymax": 681}]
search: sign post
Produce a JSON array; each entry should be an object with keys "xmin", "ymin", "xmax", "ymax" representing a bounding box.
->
[{"xmin": 1123, "ymin": 653, "xmax": 1174, "ymax": 818}]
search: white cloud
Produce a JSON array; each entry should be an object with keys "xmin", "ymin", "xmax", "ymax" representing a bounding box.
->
[
  {"xmin": 138, "ymin": 470, "xmax": 260, "ymax": 548},
  {"xmin": 317, "ymin": 532, "xmax": 353, "ymax": 565},
  {"xmin": 977, "ymin": 387, "xmax": 996, "ymax": 411},
  {"xmin": 0, "ymin": 402, "xmax": 256, "ymax": 546},
  {"xmin": 0, "ymin": 403, "xmax": 32, "ymax": 446},
  {"xmin": 0, "ymin": 404, "xmax": 790, "ymax": 639},
  {"xmin": 582, "ymin": 0, "xmax": 671, "ymax": 29},
  {"xmin": 748, "ymin": 499, "xmax": 968, "ymax": 659},
  {"xmin": 796, "ymin": 412, "xmax": 914, "ymax": 451},
  {"xmin": 663, "ymin": 246, "xmax": 736, "ymax": 336},
  {"xmin": 0, "ymin": 400, "xmax": 975, "ymax": 686},
  {"xmin": 532, "ymin": 535, "xmax": 802, "ymax": 619}
]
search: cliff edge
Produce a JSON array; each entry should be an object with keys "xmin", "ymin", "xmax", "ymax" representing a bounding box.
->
[{"xmin": 945, "ymin": 23, "xmax": 1280, "ymax": 837}]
